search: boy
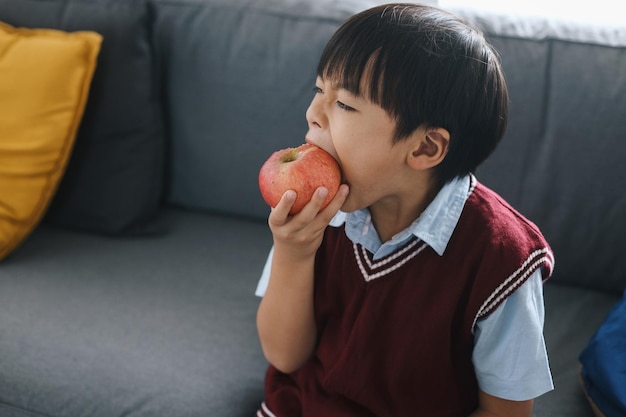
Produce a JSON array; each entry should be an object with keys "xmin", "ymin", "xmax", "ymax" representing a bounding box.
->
[{"xmin": 255, "ymin": 3, "xmax": 554, "ymax": 417}]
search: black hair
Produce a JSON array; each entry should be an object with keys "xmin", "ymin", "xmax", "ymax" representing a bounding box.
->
[{"xmin": 317, "ymin": 3, "xmax": 509, "ymax": 185}]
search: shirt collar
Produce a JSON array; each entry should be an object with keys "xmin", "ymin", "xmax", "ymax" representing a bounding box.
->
[{"xmin": 330, "ymin": 175, "xmax": 472, "ymax": 258}]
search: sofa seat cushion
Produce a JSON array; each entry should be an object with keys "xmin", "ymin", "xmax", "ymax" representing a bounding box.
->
[
  {"xmin": 533, "ymin": 284, "xmax": 621, "ymax": 417},
  {"xmin": 0, "ymin": 207, "xmax": 622, "ymax": 417},
  {"xmin": 0, "ymin": 22, "xmax": 101, "ymax": 261},
  {"xmin": 0, "ymin": 208, "xmax": 270, "ymax": 417}
]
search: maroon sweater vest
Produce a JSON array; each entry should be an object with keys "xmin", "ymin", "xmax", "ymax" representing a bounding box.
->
[{"xmin": 263, "ymin": 181, "xmax": 554, "ymax": 417}]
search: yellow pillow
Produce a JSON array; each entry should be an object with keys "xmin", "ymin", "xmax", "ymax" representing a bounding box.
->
[{"xmin": 0, "ymin": 22, "xmax": 102, "ymax": 261}]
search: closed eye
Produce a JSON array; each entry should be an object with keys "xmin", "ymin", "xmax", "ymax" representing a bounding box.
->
[
  {"xmin": 313, "ymin": 86, "xmax": 323, "ymax": 94},
  {"xmin": 336, "ymin": 101, "xmax": 356, "ymax": 112}
]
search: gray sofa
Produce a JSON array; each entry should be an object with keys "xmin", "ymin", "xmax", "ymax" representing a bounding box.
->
[{"xmin": 1, "ymin": 0, "xmax": 624, "ymax": 416}]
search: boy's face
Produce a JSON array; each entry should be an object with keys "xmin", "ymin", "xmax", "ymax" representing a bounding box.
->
[{"xmin": 305, "ymin": 76, "xmax": 416, "ymax": 213}]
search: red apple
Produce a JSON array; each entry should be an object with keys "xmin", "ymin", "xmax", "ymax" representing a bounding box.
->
[{"xmin": 258, "ymin": 143, "xmax": 341, "ymax": 215}]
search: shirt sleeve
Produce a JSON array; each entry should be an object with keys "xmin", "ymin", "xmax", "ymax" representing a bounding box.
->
[
  {"xmin": 255, "ymin": 246, "xmax": 273, "ymax": 297},
  {"xmin": 472, "ymin": 270, "xmax": 554, "ymax": 401}
]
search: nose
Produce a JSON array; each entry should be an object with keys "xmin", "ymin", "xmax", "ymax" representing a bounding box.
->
[
  {"xmin": 305, "ymin": 94, "xmax": 325, "ymax": 131},
  {"xmin": 304, "ymin": 96, "xmax": 339, "ymax": 162}
]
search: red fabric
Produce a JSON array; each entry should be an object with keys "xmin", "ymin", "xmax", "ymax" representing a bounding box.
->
[{"xmin": 263, "ymin": 182, "xmax": 553, "ymax": 417}]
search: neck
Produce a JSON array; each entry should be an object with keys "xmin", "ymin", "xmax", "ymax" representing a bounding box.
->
[{"xmin": 369, "ymin": 178, "xmax": 441, "ymax": 243}]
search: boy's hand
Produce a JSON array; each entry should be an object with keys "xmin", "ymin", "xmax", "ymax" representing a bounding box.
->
[{"xmin": 268, "ymin": 184, "xmax": 349, "ymax": 262}]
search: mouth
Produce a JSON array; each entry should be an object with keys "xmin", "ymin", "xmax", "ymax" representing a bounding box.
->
[
  {"xmin": 304, "ymin": 137, "xmax": 336, "ymax": 159},
  {"xmin": 304, "ymin": 137, "xmax": 346, "ymax": 183}
]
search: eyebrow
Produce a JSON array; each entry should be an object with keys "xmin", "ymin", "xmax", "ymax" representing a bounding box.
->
[
  {"xmin": 329, "ymin": 80, "xmax": 367, "ymax": 101},
  {"xmin": 316, "ymin": 76, "xmax": 363, "ymax": 99},
  {"xmin": 338, "ymin": 87, "xmax": 364, "ymax": 101}
]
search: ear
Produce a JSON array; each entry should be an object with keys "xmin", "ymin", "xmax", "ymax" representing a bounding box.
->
[{"xmin": 407, "ymin": 127, "xmax": 450, "ymax": 171}]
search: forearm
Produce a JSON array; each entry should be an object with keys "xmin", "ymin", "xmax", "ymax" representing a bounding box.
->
[
  {"xmin": 257, "ymin": 252, "xmax": 317, "ymax": 373},
  {"xmin": 257, "ymin": 185, "xmax": 348, "ymax": 374}
]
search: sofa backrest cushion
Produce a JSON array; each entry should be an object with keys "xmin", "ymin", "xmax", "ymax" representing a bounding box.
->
[
  {"xmin": 153, "ymin": 0, "xmax": 624, "ymax": 293},
  {"xmin": 153, "ymin": 0, "xmax": 407, "ymax": 220},
  {"xmin": 456, "ymin": 9, "xmax": 626, "ymax": 293},
  {"xmin": 0, "ymin": 0, "xmax": 166, "ymax": 235},
  {"xmin": 0, "ymin": 22, "xmax": 101, "ymax": 261}
]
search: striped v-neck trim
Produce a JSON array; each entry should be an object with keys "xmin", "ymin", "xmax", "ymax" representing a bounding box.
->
[
  {"xmin": 353, "ymin": 238, "xmax": 429, "ymax": 282},
  {"xmin": 351, "ymin": 176, "xmax": 477, "ymax": 282}
]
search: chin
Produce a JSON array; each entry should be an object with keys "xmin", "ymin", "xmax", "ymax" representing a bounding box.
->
[{"xmin": 339, "ymin": 198, "xmax": 363, "ymax": 214}]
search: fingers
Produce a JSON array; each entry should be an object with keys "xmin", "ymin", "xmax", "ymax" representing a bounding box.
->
[
  {"xmin": 296, "ymin": 187, "xmax": 330, "ymax": 218},
  {"xmin": 268, "ymin": 185, "xmax": 349, "ymax": 259},
  {"xmin": 324, "ymin": 184, "xmax": 349, "ymax": 215},
  {"xmin": 269, "ymin": 184, "xmax": 349, "ymax": 229},
  {"xmin": 268, "ymin": 190, "xmax": 297, "ymax": 226},
  {"xmin": 297, "ymin": 184, "xmax": 349, "ymax": 221}
]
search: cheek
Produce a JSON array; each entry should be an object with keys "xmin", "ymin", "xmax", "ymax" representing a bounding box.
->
[
  {"xmin": 330, "ymin": 119, "xmax": 395, "ymax": 182},
  {"xmin": 335, "ymin": 149, "xmax": 372, "ymax": 187}
]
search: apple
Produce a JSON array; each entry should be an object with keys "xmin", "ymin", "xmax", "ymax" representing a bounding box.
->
[{"xmin": 258, "ymin": 143, "xmax": 341, "ymax": 215}]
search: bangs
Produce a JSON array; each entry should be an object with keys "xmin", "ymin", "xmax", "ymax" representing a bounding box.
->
[
  {"xmin": 316, "ymin": 27, "xmax": 389, "ymax": 109},
  {"xmin": 315, "ymin": 8, "xmax": 411, "ymax": 139}
]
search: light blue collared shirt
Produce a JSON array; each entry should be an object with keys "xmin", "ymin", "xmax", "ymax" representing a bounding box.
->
[{"xmin": 256, "ymin": 175, "xmax": 553, "ymax": 401}]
